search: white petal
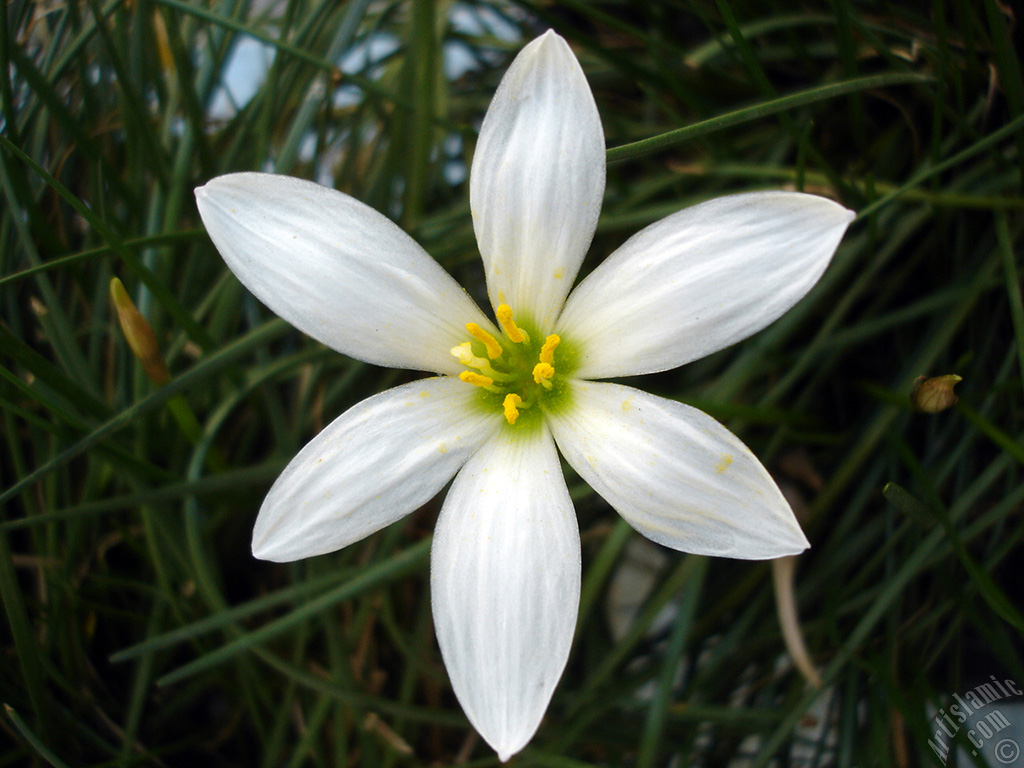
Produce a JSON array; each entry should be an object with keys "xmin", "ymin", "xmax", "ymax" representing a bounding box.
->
[
  {"xmin": 548, "ymin": 381, "xmax": 808, "ymax": 559},
  {"xmin": 470, "ymin": 31, "xmax": 605, "ymax": 330},
  {"xmin": 556, "ymin": 192, "xmax": 855, "ymax": 379},
  {"xmin": 431, "ymin": 428, "xmax": 580, "ymax": 761},
  {"xmin": 196, "ymin": 173, "xmax": 492, "ymax": 374},
  {"xmin": 253, "ymin": 377, "xmax": 500, "ymax": 562}
]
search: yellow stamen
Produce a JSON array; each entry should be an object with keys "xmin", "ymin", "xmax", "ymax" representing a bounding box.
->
[
  {"xmin": 539, "ymin": 334, "xmax": 560, "ymax": 365},
  {"xmin": 465, "ymin": 323, "xmax": 503, "ymax": 360},
  {"xmin": 503, "ymin": 393, "xmax": 523, "ymax": 425},
  {"xmin": 496, "ymin": 304, "xmax": 529, "ymax": 344},
  {"xmin": 459, "ymin": 371, "xmax": 497, "ymax": 392},
  {"xmin": 532, "ymin": 362, "xmax": 555, "ymax": 388},
  {"xmin": 450, "ymin": 342, "xmax": 488, "ymax": 369}
]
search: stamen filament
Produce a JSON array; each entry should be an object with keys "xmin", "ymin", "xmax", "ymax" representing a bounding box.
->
[
  {"xmin": 466, "ymin": 323, "xmax": 503, "ymax": 359},
  {"xmin": 496, "ymin": 304, "xmax": 529, "ymax": 344},
  {"xmin": 539, "ymin": 334, "xmax": 560, "ymax": 364},
  {"xmin": 480, "ymin": 365, "xmax": 516, "ymax": 383}
]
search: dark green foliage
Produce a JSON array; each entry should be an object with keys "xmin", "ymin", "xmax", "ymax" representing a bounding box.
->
[{"xmin": 1, "ymin": 0, "xmax": 1021, "ymax": 764}]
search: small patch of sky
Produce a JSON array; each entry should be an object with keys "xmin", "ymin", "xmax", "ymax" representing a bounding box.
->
[
  {"xmin": 2, "ymin": 64, "xmax": 29, "ymax": 127},
  {"xmin": 207, "ymin": 37, "xmax": 276, "ymax": 121},
  {"xmin": 447, "ymin": 2, "xmax": 526, "ymax": 77},
  {"xmin": 298, "ymin": 131, "xmax": 319, "ymax": 166},
  {"xmin": 443, "ymin": 40, "xmax": 480, "ymax": 80},
  {"xmin": 450, "ymin": 2, "xmax": 523, "ymax": 42},
  {"xmin": 332, "ymin": 32, "xmax": 401, "ymax": 109},
  {"xmin": 443, "ymin": 133, "xmax": 467, "ymax": 186},
  {"xmin": 205, "ymin": 4, "xmax": 530, "ymax": 190},
  {"xmin": 313, "ymin": 139, "xmax": 347, "ymax": 188}
]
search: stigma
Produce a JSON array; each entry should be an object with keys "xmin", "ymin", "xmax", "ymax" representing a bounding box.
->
[{"xmin": 451, "ymin": 306, "xmax": 561, "ymax": 425}]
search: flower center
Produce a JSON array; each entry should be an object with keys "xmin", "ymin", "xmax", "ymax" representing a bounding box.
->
[{"xmin": 452, "ymin": 304, "xmax": 564, "ymax": 426}]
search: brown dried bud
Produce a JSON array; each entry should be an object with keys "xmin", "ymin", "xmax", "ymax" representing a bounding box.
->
[
  {"xmin": 911, "ymin": 375, "xmax": 962, "ymax": 413},
  {"xmin": 110, "ymin": 278, "xmax": 170, "ymax": 385}
]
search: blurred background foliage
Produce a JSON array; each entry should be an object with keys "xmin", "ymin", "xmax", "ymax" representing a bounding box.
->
[{"xmin": 1, "ymin": 0, "xmax": 1022, "ymax": 765}]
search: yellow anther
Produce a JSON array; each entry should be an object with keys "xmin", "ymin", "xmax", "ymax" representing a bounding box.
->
[
  {"xmin": 450, "ymin": 342, "xmax": 488, "ymax": 369},
  {"xmin": 465, "ymin": 323, "xmax": 503, "ymax": 359},
  {"xmin": 532, "ymin": 362, "xmax": 555, "ymax": 388},
  {"xmin": 496, "ymin": 304, "xmax": 529, "ymax": 344},
  {"xmin": 459, "ymin": 371, "xmax": 497, "ymax": 391},
  {"xmin": 503, "ymin": 393, "xmax": 523, "ymax": 425},
  {"xmin": 539, "ymin": 334, "xmax": 560, "ymax": 365}
]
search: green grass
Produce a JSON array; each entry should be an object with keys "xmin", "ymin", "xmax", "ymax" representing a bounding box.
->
[{"xmin": 2, "ymin": 0, "xmax": 1022, "ymax": 765}]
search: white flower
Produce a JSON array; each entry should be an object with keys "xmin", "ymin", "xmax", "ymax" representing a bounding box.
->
[{"xmin": 195, "ymin": 30, "xmax": 854, "ymax": 762}]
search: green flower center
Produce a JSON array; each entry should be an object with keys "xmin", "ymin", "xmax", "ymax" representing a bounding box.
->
[{"xmin": 452, "ymin": 304, "xmax": 574, "ymax": 430}]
